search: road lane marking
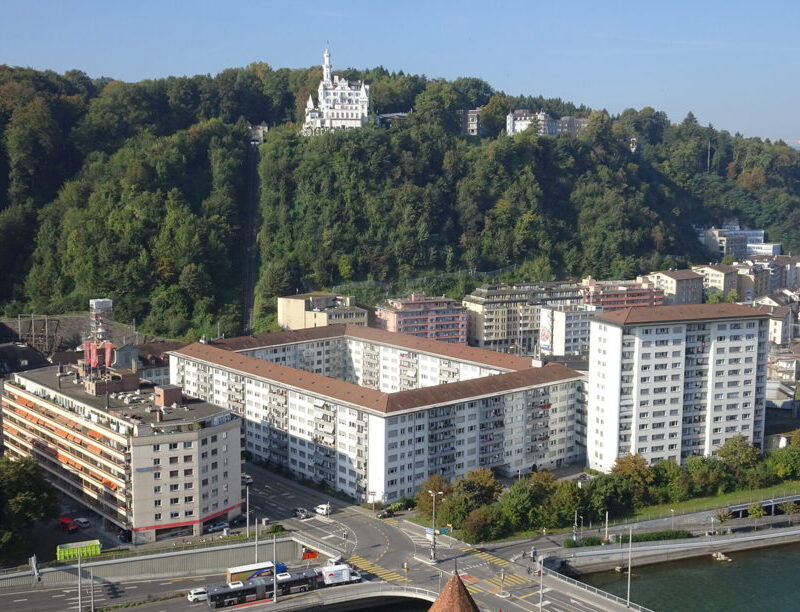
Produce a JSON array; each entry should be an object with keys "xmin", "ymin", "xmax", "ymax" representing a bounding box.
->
[
  {"xmin": 13, "ymin": 599, "xmax": 28, "ymax": 603},
  {"xmin": 52, "ymin": 594, "xmax": 66, "ymax": 598}
]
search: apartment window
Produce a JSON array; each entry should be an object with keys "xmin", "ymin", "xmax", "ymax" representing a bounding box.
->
[
  {"xmin": 183, "ymin": 455, "xmax": 192, "ymax": 463},
  {"xmin": 169, "ymin": 457, "xmax": 179, "ymax": 464},
  {"xmin": 152, "ymin": 444, "xmax": 161, "ymax": 452},
  {"xmin": 170, "ymin": 512, "xmax": 180, "ymax": 519},
  {"xmin": 153, "ymin": 486, "xmax": 161, "ymax": 494},
  {"xmin": 170, "ymin": 470, "xmax": 179, "ymax": 478},
  {"xmin": 154, "ymin": 513, "xmax": 162, "ymax": 521},
  {"xmin": 169, "ymin": 443, "xmax": 178, "ymax": 450},
  {"xmin": 184, "ymin": 482, "xmax": 193, "ymax": 490},
  {"xmin": 170, "ymin": 484, "xmax": 179, "ymax": 492},
  {"xmin": 154, "ymin": 472, "xmax": 162, "ymax": 480},
  {"xmin": 154, "ymin": 499, "xmax": 162, "ymax": 507},
  {"xmin": 170, "ymin": 497, "xmax": 179, "ymax": 505},
  {"xmin": 153, "ymin": 458, "xmax": 161, "ymax": 466},
  {"xmin": 184, "ymin": 496, "xmax": 194, "ymax": 504},
  {"xmin": 183, "ymin": 441, "xmax": 193, "ymax": 449},
  {"xmin": 184, "ymin": 469, "xmax": 193, "ymax": 477}
]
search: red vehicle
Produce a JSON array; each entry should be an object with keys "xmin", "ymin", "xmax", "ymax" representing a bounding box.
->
[{"xmin": 59, "ymin": 517, "xmax": 79, "ymax": 533}]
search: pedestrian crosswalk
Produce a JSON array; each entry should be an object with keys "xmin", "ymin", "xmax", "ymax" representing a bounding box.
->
[
  {"xmin": 383, "ymin": 518, "xmax": 400, "ymax": 527},
  {"xmin": 461, "ymin": 547, "xmax": 511, "ymax": 567},
  {"xmin": 484, "ymin": 572, "xmax": 529, "ymax": 588},
  {"xmin": 465, "ymin": 583, "xmax": 485, "ymax": 595},
  {"xmin": 348, "ymin": 554, "xmax": 411, "ymax": 583}
]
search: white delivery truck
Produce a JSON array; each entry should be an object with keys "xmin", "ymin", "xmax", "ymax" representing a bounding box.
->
[{"xmin": 318, "ymin": 564, "xmax": 361, "ymax": 586}]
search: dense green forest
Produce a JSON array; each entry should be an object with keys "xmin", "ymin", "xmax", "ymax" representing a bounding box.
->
[{"xmin": 1, "ymin": 61, "xmax": 799, "ymax": 338}]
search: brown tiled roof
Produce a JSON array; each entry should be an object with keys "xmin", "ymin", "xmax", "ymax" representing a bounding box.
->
[
  {"xmin": 751, "ymin": 304, "xmax": 791, "ymax": 319},
  {"xmin": 596, "ymin": 303, "xmax": 770, "ymax": 326},
  {"xmin": 170, "ymin": 344, "xmax": 580, "ymax": 414},
  {"xmin": 692, "ymin": 264, "xmax": 738, "ymax": 274},
  {"xmin": 429, "ymin": 574, "xmax": 479, "ymax": 612},
  {"xmin": 650, "ymin": 269, "xmax": 703, "ymax": 281},
  {"xmin": 213, "ymin": 324, "xmax": 533, "ymax": 372}
]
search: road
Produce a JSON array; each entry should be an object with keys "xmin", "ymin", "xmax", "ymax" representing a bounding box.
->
[{"xmin": 2, "ymin": 465, "xmax": 637, "ymax": 611}]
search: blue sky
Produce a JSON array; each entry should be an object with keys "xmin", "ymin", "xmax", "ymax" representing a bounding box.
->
[{"xmin": 1, "ymin": 0, "xmax": 798, "ymax": 143}]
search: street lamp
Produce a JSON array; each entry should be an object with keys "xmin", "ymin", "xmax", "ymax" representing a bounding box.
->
[
  {"xmin": 670, "ymin": 509, "xmax": 675, "ymax": 531},
  {"xmin": 429, "ymin": 490, "xmax": 444, "ymax": 562}
]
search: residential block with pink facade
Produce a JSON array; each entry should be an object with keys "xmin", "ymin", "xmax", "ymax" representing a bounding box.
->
[{"xmin": 374, "ymin": 293, "xmax": 468, "ymax": 344}]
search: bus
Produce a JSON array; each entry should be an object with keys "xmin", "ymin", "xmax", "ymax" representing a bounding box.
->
[
  {"xmin": 206, "ymin": 570, "xmax": 319, "ymax": 608},
  {"xmin": 225, "ymin": 561, "xmax": 287, "ymax": 582}
]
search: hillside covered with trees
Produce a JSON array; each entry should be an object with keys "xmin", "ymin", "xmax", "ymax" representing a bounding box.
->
[{"xmin": 1, "ymin": 61, "xmax": 799, "ymax": 338}]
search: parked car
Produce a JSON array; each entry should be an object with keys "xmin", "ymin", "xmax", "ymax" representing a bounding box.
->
[
  {"xmin": 208, "ymin": 521, "xmax": 230, "ymax": 533},
  {"xmin": 314, "ymin": 503, "xmax": 331, "ymax": 516},
  {"xmin": 58, "ymin": 517, "xmax": 79, "ymax": 533},
  {"xmin": 241, "ymin": 473, "xmax": 254, "ymax": 486},
  {"xmin": 116, "ymin": 529, "xmax": 131, "ymax": 542},
  {"xmin": 230, "ymin": 514, "xmax": 247, "ymax": 527},
  {"xmin": 186, "ymin": 587, "xmax": 208, "ymax": 602},
  {"xmin": 294, "ymin": 507, "xmax": 312, "ymax": 519},
  {"xmin": 376, "ymin": 509, "xmax": 395, "ymax": 519},
  {"xmin": 74, "ymin": 518, "xmax": 91, "ymax": 529}
]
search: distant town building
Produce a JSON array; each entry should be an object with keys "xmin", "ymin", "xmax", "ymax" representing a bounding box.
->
[
  {"xmin": 587, "ymin": 304, "xmax": 769, "ymax": 472},
  {"xmin": 579, "ymin": 277, "xmax": 664, "ymax": 310},
  {"xmin": 462, "ymin": 283, "xmax": 584, "ymax": 353},
  {"xmin": 702, "ymin": 228, "xmax": 748, "ymax": 259},
  {"xmin": 376, "ymin": 112, "xmax": 410, "ymax": 127},
  {"xmin": 302, "ymin": 48, "xmax": 370, "ymax": 135},
  {"xmin": 456, "ymin": 108, "xmax": 484, "ymax": 136},
  {"xmin": 537, "ymin": 304, "xmax": 601, "ymax": 357},
  {"xmin": 277, "ymin": 293, "xmax": 367, "ymax": 330},
  {"xmin": 0, "ymin": 343, "xmax": 48, "ymax": 375},
  {"xmin": 735, "ymin": 263, "xmax": 770, "ymax": 301},
  {"xmin": 750, "ymin": 304, "xmax": 793, "ymax": 346},
  {"xmin": 506, "ymin": 109, "xmax": 588, "ymax": 137},
  {"xmin": 747, "ymin": 243, "xmax": 782, "ymax": 256},
  {"xmin": 692, "ymin": 264, "xmax": 739, "ymax": 295},
  {"xmin": 113, "ymin": 341, "xmax": 186, "ymax": 385},
  {"xmin": 374, "ymin": 293, "xmax": 467, "ymax": 344},
  {"xmin": 644, "ymin": 270, "xmax": 704, "ymax": 305}
]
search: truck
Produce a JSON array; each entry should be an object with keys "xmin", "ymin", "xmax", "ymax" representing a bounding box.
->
[
  {"xmin": 225, "ymin": 561, "xmax": 287, "ymax": 583},
  {"xmin": 317, "ymin": 564, "xmax": 361, "ymax": 586}
]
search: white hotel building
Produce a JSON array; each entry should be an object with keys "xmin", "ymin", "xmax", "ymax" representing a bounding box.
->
[
  {"xmin": 587, "ymin": 304, "xmax": 769, "ymax": 472},
  {"xmin": 169, "ymin": 326, "xmax": 584, "ymax": 503}
]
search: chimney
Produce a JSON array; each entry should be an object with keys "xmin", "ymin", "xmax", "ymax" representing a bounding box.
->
[{"xmin": 156, "ymin": 408, "xmax": 163, "ymax": 423}]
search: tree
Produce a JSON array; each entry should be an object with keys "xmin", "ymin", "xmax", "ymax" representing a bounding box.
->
[
  {"xmin": 0, "ymin": 457, "xmax": 59, "ymax": 552},
  {"xmin": 717, "ymin": 435, "xmax": 760, "ymax": 475},
  {"xmin": 498, "ymin": 471, "xmax": 556, "ymax": 530},
  {"xmin": 440, "ymin": 469, "xmax": 503, "ymax": 528},
  {"xmin": 747, "ymin": 502, "xmax": 766, "ymax": 531},
  {"xmin": 714, "ymin": 509, "xmax": 732, "ymax": 524},
  {"xmin": 415, "ymin": 474, "xmax": 450, "ymax": 520},
  {"xmin": 611, "ymin": 454, "xmax": 655, "ymax": 505},
  {"xmin": 545, "ymin": 480, "xmax": 584, "ymax": 528},
  {"xmin": 460, "ymin": 505, "xmax": 509, "ymax": 544},
  {"xmin": 585, "ymin": 474, "xmax": 633, "ymax": 521},
  {"xmin": 779, "ymin": 501, "xmax": 800, "ymax": 524}
]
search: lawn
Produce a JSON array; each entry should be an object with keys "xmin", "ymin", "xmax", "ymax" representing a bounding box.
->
[{"xmin": 630, "ymin": 480, "xmax": 800, "ymax": 522}]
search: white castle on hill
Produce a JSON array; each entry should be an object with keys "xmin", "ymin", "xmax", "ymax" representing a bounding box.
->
[{"xmin": 302, "ymin": 48, "xmax": 370, "ymax": 135}]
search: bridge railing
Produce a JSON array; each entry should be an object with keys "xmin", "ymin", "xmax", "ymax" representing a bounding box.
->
[{"xmin": 543, "ymin": 568, "xmax": 653, "ymax": 612}]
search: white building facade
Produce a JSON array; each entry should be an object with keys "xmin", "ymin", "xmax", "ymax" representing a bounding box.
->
[
  {"xmin": 538, "ymin": 304, "xmax": 601, "ymax": 357},
  {"xmin": 587, "ymin": 304, "xmax": 769, "ymax": 472},
  {"xmin": 302, "ymin": 49, "xmax": 370, "ymax": 135},
  {"xmin": 169, "ymin": 326, "xmax": 585, "ymax": 502}
]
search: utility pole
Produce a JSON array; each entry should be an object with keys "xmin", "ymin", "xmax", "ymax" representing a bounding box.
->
[
  {"xmin": 255, "ymin": 518, "xmax": 259, "ymax": 564},
  {"xmin": 246, "ymin": 484, "xmax": 250, "ymax": 538},
  {"xmin": 605, "ymin": 510, "xmax": 609, "ymax": 541},
  {"xmin": 77, "ymin": 549, "xmax": 82, "ymax": 612},
  {"xmin": 90, "ymin": 568, "xmax": 94, "ymax": 612},
  {"xmin": 539, "ymin": 561, "xmax": 543, "ymax": 612},
  {"xmin": 272, "ymin": 533, "xmax": 278, "ymax": 605},
  {"xmin": 626, "ymin": 525, "xmax": 633, "ymax": 607},
  {"xmin": 429, "ymin": 490, "xmax": 444, "ymax": 562}
]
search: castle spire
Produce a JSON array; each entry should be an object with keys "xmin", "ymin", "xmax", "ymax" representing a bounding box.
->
[{"xmin": 323, "ymin": 47, "xmax": 332, "ymax": 83}]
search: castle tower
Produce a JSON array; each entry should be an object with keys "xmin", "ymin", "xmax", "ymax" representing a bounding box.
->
[{"xmin": 322, "ymin": 48, "xmax": 332, "ymax": 83}]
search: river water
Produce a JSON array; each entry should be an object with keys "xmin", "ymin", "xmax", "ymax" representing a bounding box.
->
[{"xmin": 580, "ymin": 542, "xmax": 800, "ymax": 611}]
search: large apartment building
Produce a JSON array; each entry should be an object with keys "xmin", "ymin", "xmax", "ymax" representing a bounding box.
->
[
  {"xmin": 169, "ymin": 325, "xmax": 585, "ymax": 503},
  {"xmin": 644, "ymin": 270, "xmax": 704, "ymax": 305},
  {"xmin": 580, "ymin": 277, "xmax": 665, "ymax": 310},
  {"xmin": 1, "ymin": 367, "xmax": 242, "ymax": 543},
  {"xmin": 277, "ymin": 293, "xmax": 367, "ymax": 330},
  {"xmin": 375, "ymin": 293, "xmax": 467, "ymax": 344},
  {"xmin": 692, "ymin": 264, "xmax": 739, "ymax": 295},
  {"xmin": 462, "ymin": 283, "xmax": 584, "ymax": 353},
  {"xmin": 587, "ymin": 304, "xmax": 769, "ymax": 472}
]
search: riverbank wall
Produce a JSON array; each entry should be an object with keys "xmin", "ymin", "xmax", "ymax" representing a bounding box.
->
[{"xmin": 561, "ymin": 524, "xmax": 800, "ymax": 574}]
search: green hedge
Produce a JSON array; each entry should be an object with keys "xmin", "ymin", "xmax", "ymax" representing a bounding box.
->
[{"xmin": 619, "ymin": 529, "xmax": 693, "ymax": 543}]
